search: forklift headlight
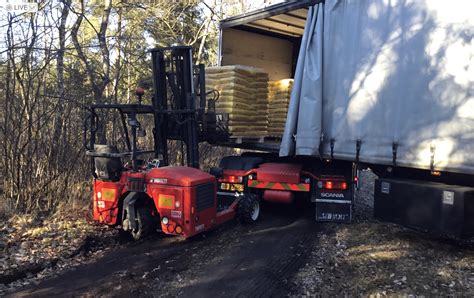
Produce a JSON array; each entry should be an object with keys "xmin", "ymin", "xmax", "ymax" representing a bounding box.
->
[
  {"xmin": 97, "ymin": 191, "xmax": 102, "ymax": 199},
  {"xmin": 175, "ymin": 201, "xmax": 180, "ymax": 208},
  {"xmin": 234, "ymin": 184, "xmax": 244, "ymax": 192},
  {"xmin": 221, "ymin": 183, "xmax": 230, "ymax": 190},
  {"xmin": 162, "ymin": 217, "xmax": 169, "ymax": 225}
]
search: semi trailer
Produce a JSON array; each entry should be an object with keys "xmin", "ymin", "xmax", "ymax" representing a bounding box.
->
[{"xmin": 216, "ymin": 0, "xmax": 474, "ymax": 237}]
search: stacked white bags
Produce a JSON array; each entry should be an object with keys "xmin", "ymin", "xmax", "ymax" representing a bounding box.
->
[
  {"xmin": 267, "ymin": 79, "xmax": 293, "ymax": 137},
  {"xmin": 249, "ymin": 70, "xmax": 269, "ymax": 136},
  {"xmin": 206, "ymin": 65, "xmax": 268, "ymax": 137}
]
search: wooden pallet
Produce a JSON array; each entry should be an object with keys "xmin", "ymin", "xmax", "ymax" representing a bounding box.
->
[
  {"xmin": 230, "ymin": 136, "xmax": 265, "ymax": 144},
  {"xmin": 264, "ymin": 136, "xmax": 282, "ymax": 142},
  {"xmin": 228, "ymin": 136, "xmax": 283, "ymax": 144}
]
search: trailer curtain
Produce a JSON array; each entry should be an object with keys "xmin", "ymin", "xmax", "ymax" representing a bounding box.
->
[
  {"xmin": 279, "ymin": 3, "xmax": 323, "ymax": 156},
  {"xmin": 280, "ymin": 0, "xmax": 474, "ymax": 175}
]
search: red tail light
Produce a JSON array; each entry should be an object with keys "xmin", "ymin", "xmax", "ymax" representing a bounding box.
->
[
  {"xmin": 325, "ymin": 181, "xmax": 333, "ymax": 189},
  {"xmin": 226, "ymin": 175, "xmax": 243, "ymax": 183},
  {"xmin": 322, "ymin": 180, "xmax": 347, "ymax": 190}
]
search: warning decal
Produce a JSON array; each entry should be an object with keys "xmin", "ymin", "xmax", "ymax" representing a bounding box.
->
[{"xmin": 158, "ymin": 194, "xmax": 175, "ymax": 209}]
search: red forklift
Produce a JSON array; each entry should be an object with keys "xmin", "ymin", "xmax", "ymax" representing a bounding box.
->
[
  {"xmin": 86, "ymin": 46, "xmax": 354, "ymax": 240},
  {"xmin": 86, "ymin": 46, "xmax": 262, "ymax": 240}
]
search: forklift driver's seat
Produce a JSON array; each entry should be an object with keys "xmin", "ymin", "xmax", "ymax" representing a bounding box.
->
[{"xmin": 93, "ymin": 144, "xmax": 122, "ymax": 182}]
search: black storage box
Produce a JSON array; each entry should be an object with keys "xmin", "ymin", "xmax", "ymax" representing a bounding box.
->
[{"xmin": 374, "ymin": 178, "xmax": 474, "ymax": 238}]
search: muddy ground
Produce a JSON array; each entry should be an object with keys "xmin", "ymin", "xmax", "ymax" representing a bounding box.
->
[
  {"xmin": 3, "ymin": 170, "xmax": 474, "ymax": 297},
  {"xmin": 7, "ymin": 202, "xmax": 318, "ymax": 297}
]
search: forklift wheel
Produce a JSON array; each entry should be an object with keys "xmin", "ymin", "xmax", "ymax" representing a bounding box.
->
[
  {"xmin": 238, "ymin": 194, "xmax": 260, "ymax": 224},
  {"xmin": 130, "ymin": 206, "xmax": 152, "ymax": 240}
]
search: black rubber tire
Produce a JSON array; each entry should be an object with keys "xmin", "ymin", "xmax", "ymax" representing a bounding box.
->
[
  {"xmin": 238, "ymin": 194, "xmax": 260, "ymax": 224},
  {"xmin": 130, "ymin": 205, "xmax": 152, "ymax": 240}
]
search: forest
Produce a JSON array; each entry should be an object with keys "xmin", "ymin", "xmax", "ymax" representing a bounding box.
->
[
  {"xmin": 0, "ymin": 0, "xmax": 257, "ymax": 217},
  {"xmin": 2, "ymin": 1, "xmax": 474, "ymax": 296}
]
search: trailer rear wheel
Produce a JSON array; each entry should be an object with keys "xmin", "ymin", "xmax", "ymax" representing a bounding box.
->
[{"xmin": 238, "ymin": 194, "xmax": 260, "ymax": 223}]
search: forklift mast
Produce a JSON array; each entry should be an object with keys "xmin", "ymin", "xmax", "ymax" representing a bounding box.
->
[
  {"xmin": 85, "ymin": 46, "xmax": 228, "ymax": 175},
  {"xmin": 151, "ymin": 46, "xmax": 200, "ymax": 168}
]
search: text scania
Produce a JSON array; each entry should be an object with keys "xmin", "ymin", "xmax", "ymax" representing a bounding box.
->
[{"xmin": 320, "ymin": 192, "xmax": 345, "ymax": 198}]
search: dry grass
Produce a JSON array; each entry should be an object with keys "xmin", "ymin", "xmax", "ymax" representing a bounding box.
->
[{"xmin": 295, "ymin": 222, "xmax": 474, "ymax": 296}]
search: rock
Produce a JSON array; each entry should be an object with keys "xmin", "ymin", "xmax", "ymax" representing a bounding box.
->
[{"xmin": 20, "ymin": 242, "xmax": 31, "ymax": 250}]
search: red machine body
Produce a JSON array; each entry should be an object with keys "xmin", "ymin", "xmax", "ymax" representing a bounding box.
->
[
  {"xmin": 92, "ymin": 172, "xmax": 139, "ymax": 225},
  {"xmin": 92, "ymin": 166, "xmax": 240, "ymax": 238},
  {"xmin": 262, "ymin": 190, "xmax": 294, "ymax": 204},
  {"xmin": 147, "ymin": 166, "xmax": 218, "ymax": 238},
  {"xmin": 247, "ymin": 163, "xmax": 310, "ymax": 204},
  {"xmin": 255, "ymin": 163, "xmax": 303, "ymax": 183}
]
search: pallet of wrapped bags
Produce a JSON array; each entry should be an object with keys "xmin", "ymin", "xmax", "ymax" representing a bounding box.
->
[
  {"xmin": 267, "ymin": 79, "xmax": 293, "ymax": 137},
  {"xmin": 206, "ymin": 65, "xmax": 269, "ymax": 138},
  {"xmin": 249, "ymin": 70, "xmax": 269, "ymax": 137}
]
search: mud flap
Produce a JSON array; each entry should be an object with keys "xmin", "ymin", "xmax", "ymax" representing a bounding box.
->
[{"xmin": 314, "ymin": 188, "xmax": 353, "ymax": 223}]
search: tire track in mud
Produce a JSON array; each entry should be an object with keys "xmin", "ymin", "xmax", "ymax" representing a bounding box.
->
[
  {"xmin": 177, "ymin": 203, "xmax": 320, "ymax": 297},
  {"xmin": 240, "ymin": 231, "xmax": 315, "ymax": 297}
]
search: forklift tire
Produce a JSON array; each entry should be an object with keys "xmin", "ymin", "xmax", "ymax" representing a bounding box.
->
[
  {"xmin": 130, "ymin": 205, "xmax": 152, "ymax": 240},
  {"xmin": 238, "ymin": 194, "xmax": 260, "ymax": 224}
]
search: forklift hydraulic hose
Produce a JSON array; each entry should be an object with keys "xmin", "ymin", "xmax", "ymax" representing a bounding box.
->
[
  {"xmin": 242, "ymin": 169, "xmax": 257, "ymax": 177},
  {"xmin": 172, "ymin": 114, "xmax": 196, "ymax": 126}
]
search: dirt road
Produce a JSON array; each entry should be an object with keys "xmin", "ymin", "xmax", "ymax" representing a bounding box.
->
[
  {"xmin": 9, "ymin": 202, "xmax": 319, "ymax": 297},
  {"xmin": 7, "ymin": 171, "xmax": 474, "ymax": 296}
]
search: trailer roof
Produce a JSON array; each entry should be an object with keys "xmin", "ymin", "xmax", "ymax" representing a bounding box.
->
[{"xmin": 220, "ymin": 0, "xmax": 320, "ymax": 37}]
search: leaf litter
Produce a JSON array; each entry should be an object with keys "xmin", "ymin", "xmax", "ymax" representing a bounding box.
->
[{"xmin": 0, "ymin": 211, "xmax": 119, "ymax": 295}]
